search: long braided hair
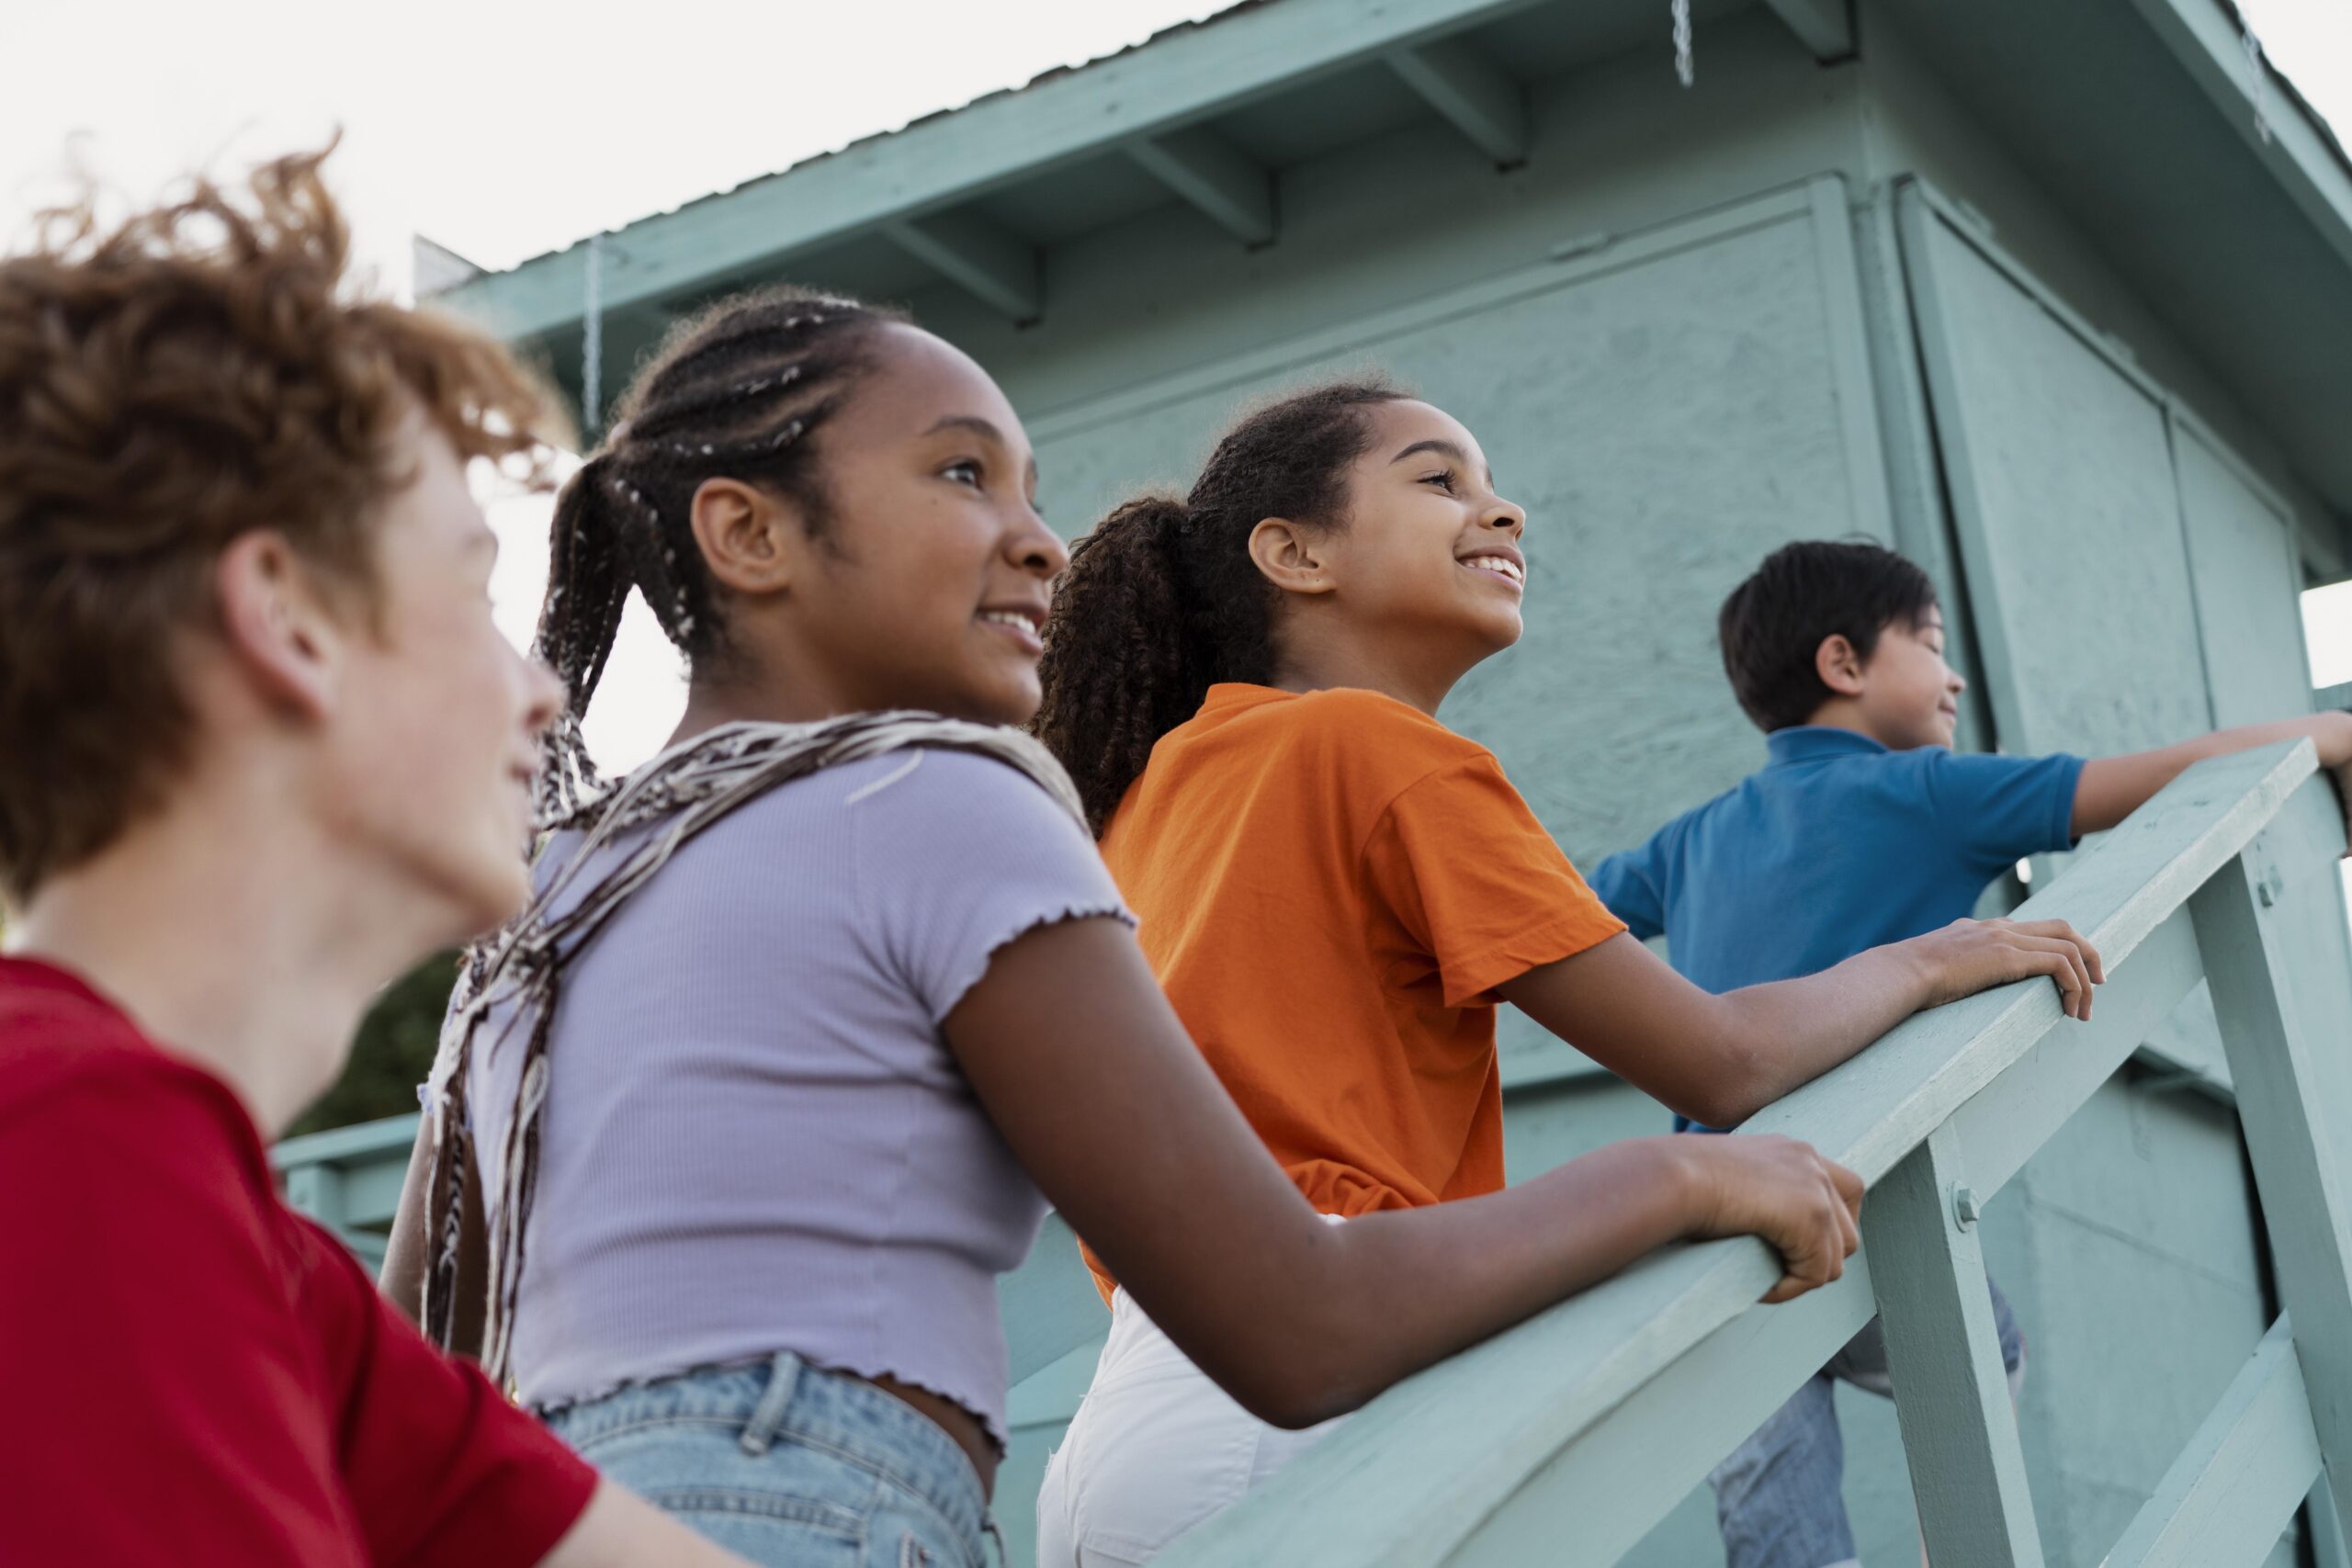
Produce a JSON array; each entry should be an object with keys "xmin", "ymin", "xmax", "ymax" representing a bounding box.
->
[
  {"xmin": 1032, "ymin": 379, "xmax": 1407, "ymax": 834},
  {"xmin": 420, "ymin": 286, "xmax": 926, "ymax": 1366},
  {"xmin": 530, "ymin": 286, "xmax": 907, "ymax": 818}
]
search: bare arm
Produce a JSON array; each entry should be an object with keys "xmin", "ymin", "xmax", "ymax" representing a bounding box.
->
[
  {"xmin": 2075, "ymin": 711, "xmax": 2352, "ymax": 840},
  {"xmin": 540, "ymin": 1480, "xmax": 759, "ymax": 1568},
  {"xmin": 1498, "ymin": 921, "xmax": 2102, "ymax": 1131},
  {"xmin": 946, "ymin": 917, "xmax": 1864, "ymax": 1431},
  {"xmin": 379, "ymin": 1117, "xmax": 488, "ymax": 1356}
]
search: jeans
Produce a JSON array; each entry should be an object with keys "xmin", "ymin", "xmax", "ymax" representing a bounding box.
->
[
  {"xmin": 1710, "ymin": 1279, "xmax": 2026, "ymax": 1568},
  {"xmin": 544, "ymin": 1353, "xmax": 994, "ymax": 1568}
]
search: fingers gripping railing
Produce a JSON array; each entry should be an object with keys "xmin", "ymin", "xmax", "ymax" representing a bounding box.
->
[{"xmin": 1161, "ymin": 739, "xmax": 2351, "ymax": 1568}]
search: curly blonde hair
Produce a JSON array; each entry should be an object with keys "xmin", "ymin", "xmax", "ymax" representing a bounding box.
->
[{"xmin": 0, "ymin": 144, "xmax": 560, "ymax": 904}]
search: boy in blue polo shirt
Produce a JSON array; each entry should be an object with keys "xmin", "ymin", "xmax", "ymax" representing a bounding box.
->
[{"xmin": 1586, "ymin": 539, "xmax": 2352, "ymax": 1568}]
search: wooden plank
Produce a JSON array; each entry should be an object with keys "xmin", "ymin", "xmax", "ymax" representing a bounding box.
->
[
  {"xmin": 2122, "ymin": 0, "xmax": 2352, "ymax": 278},
  {"xmin": 1453, "ymin": 1266, "xmax": 1880, "ymax": 1566},
  {"xmin": 1759, "ymin": 0, "xmax": 1853, "ymax": 60},
  {"xmin": 2191, "ymin": 850, "xmax": 2352, "ymax": 1530},
  {"xmin": 441, "ymin": 0, "xmax": 1560, "ymax": 341},
  {"xmin": 885, "ymin": 211, "xmax": 1041, "ymax": 321},
  {"xmin": 1128, "ymin": 129, "xmax": 1276, "ymax": 246},
  {"xmin": 1949, "ymin": 906, "xmax": 2204, "ymax": 1197},
  {"xmin": 1805, "ymin": 174, "xmax": 1898, "ymax": 548},
  {"xmin": 1385, "ymin": 39, "xmax": 1529, "ymax": 165},
  {"xmin": 271, "ymin": 1111, "xmax": 421, "ymax": 1171},
  {"xmin": 1023, "ymin": 184, "xmax": 1816, "ymax": 440},
  {"xmin": 1897, "ymin": 181, "xmax": 2211, "ymax": 758},
  {"xmin": 1156, "ymin": 743, "xmax": 2314, "ymax": 1568},
  {"xmin": 1002, "ymin": 1214, "xmax": 1113, "ymax": 1384},
  {"xmin": 2099, "ymin": 1315, "xmax": 2321, "ymax": 1568},
  {"xmin": 1866, "ymin": 1123, "xmax": 2045, "ymax": 1567}
]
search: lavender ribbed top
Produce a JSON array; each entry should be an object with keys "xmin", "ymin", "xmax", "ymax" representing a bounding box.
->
[{"xmin": 465, "ymin": 748, "xmax": 1132, "ymax": 1449}]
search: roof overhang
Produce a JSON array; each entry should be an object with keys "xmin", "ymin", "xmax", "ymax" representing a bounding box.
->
[{"xmin": 437, "ymin": 0, "xmax": 2352, "ymax": 527}]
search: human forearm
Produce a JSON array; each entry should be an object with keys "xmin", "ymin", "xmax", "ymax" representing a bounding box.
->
[
  {"xmin": 1705, "ymin": 943, "xmax": 1939, "ymax": 1120},
  {"xmin": 2075, "ymin": 713, "xmax": 2352, "ymax": 835},
  {"xmin": 1284, "ymin": 1133, "xmax": 1863, "ymax": 1425},
  {"xmin": 1500, "ymin": 923, "xmax": 2097, "ymax": 1132},
  {"xmin": 1283, "ymin": 1138, "xmax": 1703, "ymax": 1421}
]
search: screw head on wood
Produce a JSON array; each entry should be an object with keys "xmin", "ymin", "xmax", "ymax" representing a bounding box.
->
[{"xmin": 1952, "ymin": 1185, "xmax": 1981, "ymax": 1229}]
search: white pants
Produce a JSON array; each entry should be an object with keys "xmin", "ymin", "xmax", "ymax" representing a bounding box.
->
[{"xmin": 1035, "ymin": 1264, "xmax": 1348, "ymax": 1565}]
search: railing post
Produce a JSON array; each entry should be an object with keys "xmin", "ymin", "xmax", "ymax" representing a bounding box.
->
[
  {"xmin": 283, "ymin": 1159, "xmax": 347, "ymax": 1233},
  {"xmin": 1865, "ymin": 1120, "xmax": 2045, "ymax": 1566},
  {"xmin": 2189, "ymin": 849, "xmax": 2352, "ymax": 1533}
]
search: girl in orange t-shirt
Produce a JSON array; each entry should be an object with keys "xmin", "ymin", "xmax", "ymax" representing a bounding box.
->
[{"xmin": 1029, "ymin": 381, "xmax": 2104, "ymax": 1565}]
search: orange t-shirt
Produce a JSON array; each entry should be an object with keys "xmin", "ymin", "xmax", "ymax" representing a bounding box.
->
[{"xmin": 1080, "ymin": 683, "xmax": 1624, "ymax": 1303}]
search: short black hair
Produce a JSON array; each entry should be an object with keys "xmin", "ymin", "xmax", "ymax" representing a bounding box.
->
[{"xmin": 1717, "ymin": 540, "xmax": 1940, "ymax": 732}]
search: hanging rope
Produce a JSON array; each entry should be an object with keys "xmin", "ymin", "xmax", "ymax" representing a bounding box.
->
[
  {"xmin": 1672, "ymin": 0, "xmax": 1694, "ymax": 88},
  {"xmin": 582, "ymin": 233, "xmax": 605, "ymax": 434},
  {"xmin": 2243, "ymin": 17, "xmax": 2273, "ymax": 145}
]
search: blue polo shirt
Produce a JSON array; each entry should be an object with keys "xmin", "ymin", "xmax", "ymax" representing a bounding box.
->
[{"xmin": 1584, "ymin": 725, "xmax": 2083, "ymax": 1130}]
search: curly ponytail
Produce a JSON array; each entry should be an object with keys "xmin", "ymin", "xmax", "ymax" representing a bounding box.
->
[{"xmin": 1034, "ymin": 378, "xmax": 1406, "ymax": 833}]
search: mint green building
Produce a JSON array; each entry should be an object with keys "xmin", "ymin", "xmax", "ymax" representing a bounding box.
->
[{"xmin": 286, "ymin": 2, "xmax": 2352, "ymax": 1561}]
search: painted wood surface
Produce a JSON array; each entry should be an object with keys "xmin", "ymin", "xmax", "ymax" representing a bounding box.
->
[
  {"xmin": 1154, "ymin": 742, "xmax": 2317, "ymax": 1567},
  {"xmin": 1899, "ymin": 186, "xmax": 2211, "ymax": 759},
  {"xmin": 1865, "ymin": 1123, "xmax": 2043, "ymax": 1566},
  {"xmin": 2191, "ymin": 850, "xmax": 2352, "ymax": 1531},
  {"xmin": 2098, "ymin": 1315, "xmax": 2322, "ymax": 1568},
  {"xmin": 440, "ymin": 0, "xmax": 1571, "ymax": 339}
]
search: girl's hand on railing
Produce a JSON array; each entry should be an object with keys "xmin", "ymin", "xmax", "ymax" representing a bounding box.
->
[
  {"xmin": 1905, "ymin": 917, "xmax": 2105, "ymax": 1021},
  {"xmin": 1680, "ymin": 1135, "xmax": 1864, "ymax": 1304}
]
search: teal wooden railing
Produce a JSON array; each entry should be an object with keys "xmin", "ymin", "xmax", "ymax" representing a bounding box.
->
[
  {"xmin": 273, "ymin": 1111, "xmax": 417, "ymax": 1272},
  {"xmin": 279, "ymin": 732, "xmax": 2352, "ymax": 1566},
  {"xmin": 1157, "ymin": 738, "xmax": 2352, "ymax": 1568}
]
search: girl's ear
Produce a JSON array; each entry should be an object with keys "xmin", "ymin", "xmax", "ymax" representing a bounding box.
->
[
  {"xmin": 689, "ymin": 477, "xmax": 808, "ymax": 595},
  {"xmin": 1247, "ymin": 516, "xmax": 1337, "ymax": 598},
  {"xmin": 1815, "ymin": 632, "xmax": 1867, "ymax": 697}
]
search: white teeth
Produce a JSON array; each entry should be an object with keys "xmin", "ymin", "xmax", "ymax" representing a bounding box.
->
[
  {"xmin": 1461, "ymin": 556, "xmax": 1524, "ymax": 585},
  {"xmin": 979, "ymin": 610, "xmax": 1035, "ymax": 631}
]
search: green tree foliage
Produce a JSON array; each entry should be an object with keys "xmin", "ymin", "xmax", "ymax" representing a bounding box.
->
[{"xmin": 286, "ymin": 952, "xmax": 460, "ymax": 1138}]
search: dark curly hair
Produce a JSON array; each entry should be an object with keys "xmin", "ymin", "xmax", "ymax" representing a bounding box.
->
[
  {"xmin": 1033, "ymin": 379, "xmax": 1407, "ymax": 833},
  {"xmin": 530, "ymin": 285, "xmax": 907, "ymax": 817},
  {"xmin": 1717, "ymin": 539, "xmax": 1940, "ymax": 732},
  {"xmin": 0, "ymin": 143, "xmax": 557, "ymax": 905}
]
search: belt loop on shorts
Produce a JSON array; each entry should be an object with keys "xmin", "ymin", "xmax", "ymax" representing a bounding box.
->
[{"xmin": 740, "ymin": 1350, "xmax": 804, "ymax": 1455}]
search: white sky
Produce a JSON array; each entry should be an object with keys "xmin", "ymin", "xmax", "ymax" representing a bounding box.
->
[{"xmin": 3, "ymin": 0, "xmax": 2347, "ymax": 770}]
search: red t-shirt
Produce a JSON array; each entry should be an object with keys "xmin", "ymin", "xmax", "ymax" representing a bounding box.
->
[{"xmin": 0, "ymin": 955, "xmax": 597, "ymax": 1566}]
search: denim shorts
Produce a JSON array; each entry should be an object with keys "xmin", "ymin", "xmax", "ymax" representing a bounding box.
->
[{"xmin": 543, "ymin": 1352, "xmax": 994, "ymax": 1568}]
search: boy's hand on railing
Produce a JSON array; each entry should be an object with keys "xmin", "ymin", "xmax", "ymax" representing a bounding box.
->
[
  {"xmin": 1905, "ymin": 917, "xmax": 2105, "ymax": 1021},
  {"xmin": 1680, "ymin": 1135, "xmax": 1864, "ymax": 1304}
]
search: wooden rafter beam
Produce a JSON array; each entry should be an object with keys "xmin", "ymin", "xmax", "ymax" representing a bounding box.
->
[
  {"xmin": 1760, "ymin": 0, "xmax": 1854, "ymax": 60},
  {"xmin": 885, "ymin": 210, "xmax": 1041, "ymax": 322},
  {"xmin": 1130, "ymin": 128, "xmax": 1276, "ymax": 246},
  {"xmin": 1385, "ymin": 39, "xmax": 1528, "ymax": 166}
]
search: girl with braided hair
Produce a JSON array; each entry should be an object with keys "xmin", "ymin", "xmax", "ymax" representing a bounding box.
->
[
  {"xmin": 376, "ymin": 298, "xmax": 1964, "ymax": 1568},
  {"xmin": 1027, "ymin": 382, "xmax": 2105, "ymax": 1564}
]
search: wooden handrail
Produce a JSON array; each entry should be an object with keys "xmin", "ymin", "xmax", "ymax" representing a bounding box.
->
[{"xmin": 1160, "ymin": 739, "xmax": 2326, "ymax": 1567}]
